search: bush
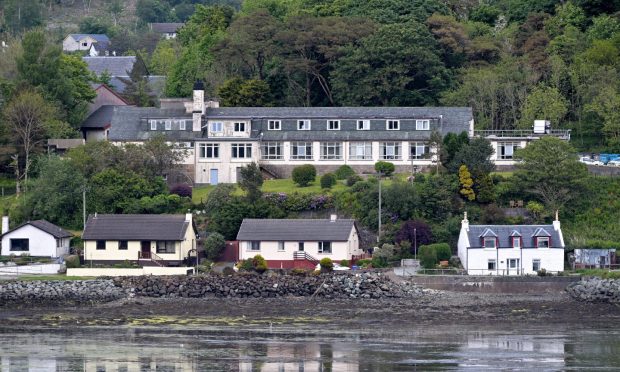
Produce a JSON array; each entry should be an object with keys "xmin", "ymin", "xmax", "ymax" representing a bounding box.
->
[
  {"xmin": 170, "ymin": 183, "xmax": 192, "ymax": 197},
  {"xmin": 252, "ymin": 254, "xmax": 268, "ymax": 273},
  {"xmin": 319, "ymin": 257, "xmax": 333, "ymax": 272},
  {"xmin": 419, "ymin": 245, "xmax": 438, "ymax": 269},
  {"xmin": 290, "ymin": 268, "xmax": 309, "ymax": 276},
  {"xmin": 426, "ymin": 243, "xmax": 452, "ymax": 261},
  {"xmin": 374, "ymin": 161, "xmax": 395, "ymax": 177},
  {"xmin": 371, "ymin": 256, "xmax": 389, "ymax": 268},
  {"xmin": 346, "ymin": 174, "xmax": 362, "ymax": 186},
  {"xmin": 292, "ymin": 164, "xmax": 317, "ymax": 187},
  {"xmin": 222, "ymin": 266, "xmax": 235, "ymax": 276},
  {"xmin": 335, "ymin": 165, "xmax": 355, "ymax": 180},
  {"xmin": 65, "ymin": 255, "xmax": 81, "ymax": 269},
  {"xmin": 204, "ymin": 232, "xmax": 226, "ymax": 260},
  {"xmin": 320, "ymin": 173, "xmax": 337, "ymax": 189},
  {"xmin": 340, "ymin": 259, "xmax": 349, "ymax": 267},
  {"xmin": 239, "ymin": 258, "xmax": 254, "ymax": 271},
  {"xmin": 356, "ymin": 259, "xmax": 372, "ymax": 268}
]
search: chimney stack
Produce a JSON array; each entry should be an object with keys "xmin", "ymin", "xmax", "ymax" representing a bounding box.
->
[
  {"xmin": 330, "ymin": 214, "xmax": 337, "ymax": 222},
  {"xmin": 2, "ymin": 216, "xmax": 8, "ymax": 234},
  {"xmin": 192, "ymin": 80, "xmax": 205, "ymax": 132},
  {"xmin": 553, "ymin": 210, "xmax": 561, "ymax": 231},
  {"xmin": 461, "ymin": 211, "xmax": 469, "ymax": 230}
]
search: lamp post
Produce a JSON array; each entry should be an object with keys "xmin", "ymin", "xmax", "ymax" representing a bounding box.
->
[
  {"xmin": 414, "ymin": 227, "xmax": 417, "ymax": 260},
  {"xmin": 376, "ymin": 171, "xmax": 383, "ymax": 243}
]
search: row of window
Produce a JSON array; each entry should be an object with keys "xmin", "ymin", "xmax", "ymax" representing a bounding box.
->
[
  {"xmin": 487, "ymin": 259, "xmax": 541, "ymax": 272},
  {"xmin": 150, "ymin": 119, "xmax": 189, "ymax": 131},
  {"xmin": 265, "ymin": 119, "xmax": 431, "ymax": 131},
  {"xmin": 94, "ymin": 240, "xmax": 176, "ymax": 254},
  {"xmin": 248, "ymin": 241, "xmax": 332, "ymax": 254},
  {"xmin": 209, "ymin": 122, "xmax": 247, "ymax": 133},
  {"xmin": 198, "ymin": 142, "xmax": 431, "ymax": 160},
  {"xmin": 498, "ymin": 142, "xmax": 520, "ymax": 160},
  {"xmin": 483, "ymin": 236, "xmax": 549, "ymax": 249}
]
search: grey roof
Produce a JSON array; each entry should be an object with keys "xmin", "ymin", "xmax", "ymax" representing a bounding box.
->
[
  {"xmin": 90, "ymin": 41, "xmax": 111, "ymax": 54},
  {"xmin": 2, "ymin": 220, "xmax": 72, "ymax": 239},
  {"xmin": 101, "ymin": 106, "xmax": 200, "ymax": 141},
  {"xmin": 151, "ymin": 23, "xmax": 184, "ymax": 33},
  {"xmin": 236, "ymin": 218, "xmax": 356, "ymax": 241},
  {"xmin": 83, "ymin": 56, "xmax": 137, "ymax": 77},
  {"xmin": 82, "ymin": 214, "xmax": 190, "ymax": 241},
  {"xmin": 81, "ymin": 105, "xmax": 116, "ymax": 128},
  {"xmin": 467, "ymin": 225, "xmax": 563, "ymax": 249},
  {"xmin": 68, "ymin": 34, "xmax": 110, "ymax": 42}
]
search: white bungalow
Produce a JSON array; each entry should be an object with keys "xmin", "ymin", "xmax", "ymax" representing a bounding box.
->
[{"xmin": 0, "ymin": 217, "xmax": 72, "ymax": 258}]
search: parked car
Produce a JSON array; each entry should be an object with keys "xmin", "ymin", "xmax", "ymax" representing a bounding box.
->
[
  {"xmin": 607, "ymin": 159, "xmax": 620, "ymax": 167},
  {"xmin": 579, "ymin": 157, "xmax": 604, "ymax": 166}
]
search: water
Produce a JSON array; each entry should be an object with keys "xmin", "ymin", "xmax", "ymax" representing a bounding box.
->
[{"xmin": 1, "ymin": 325, "xmax": 619, "ymax": 371}]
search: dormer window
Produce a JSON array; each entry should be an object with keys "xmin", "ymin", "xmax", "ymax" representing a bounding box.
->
[
  {"xmin": 234, "ymin": 122, "xmax": 246, "ymax": 132},
  {"xmin": 483, "ymin": 237, "xmax": 496, "ymax": 248},
  {"xmin": 537, "ymin": 237, "xmax": 550, "ymax": 248},
  {"xmin": 165, "ymin": 120, "xmax": 172, "ymax": 131},
  {"xmin": 327, "ymin": 120, "xmax": 340, "ymax": 130},
  {"xmin": 512, "ymin": 237, "xmax": 521, "ymax": 248},
  {"xmin": 211, "ymin": 122, "xmax": 223, "ymax": 132},
  {"xmin": 357, "ymin": 120, "xmax": 370, "ymax": 130},
  {"xmin": 298, "ymin": 120, "xmax": 311, "ymax": 130},
  {"xmin": 180, "ymin": 120, "xmax": 186, "ymax": 130},
  {"xmin": 416, "ymin": 119, "xmax": 430, "ymax": 130},
  {"xmin": 268, "ymin": 120, "xmax": 281, "ymax": 130},
  {"xmin": 386, "ymin": 120, "xmax": 400, "ymax": 130}
]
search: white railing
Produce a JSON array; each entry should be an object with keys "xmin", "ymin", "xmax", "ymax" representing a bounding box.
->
[{"xmin": 475, "ymin": 129, "xmax": 571, "ymax": 139}]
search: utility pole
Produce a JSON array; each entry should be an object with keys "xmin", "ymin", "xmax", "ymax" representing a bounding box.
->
[
  {"xmin": 377, "ymin": 172, "xmax": 382, "ymax": 243},
  {"xmin": 82, "ymin": 187, "xmax": 86, "ymax": 229}
]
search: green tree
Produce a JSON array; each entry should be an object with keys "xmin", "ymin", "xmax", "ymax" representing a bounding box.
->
[
  {"xmin": 217, "ymin": 78, "xmax": 274, "ymax": 106},
  {"xmin": 586, "ymin": 86, "xmax": 620, "ymax": 149},
  {"xmin": 141, "ymin": 134, "xmax": 186, "ymax": 177},
  {"xmin": 204, "ymin": 232, "xmax": 226, "ymax": 260},
  {"xmin": 3, "ymin": 0, "xmax": 43, "ymax": 33},
  {"xmin": 239, "ymin": 162, "xmax": 264, "ymax": 202},
  {"xmin": 79, "ymin": 17, "xmax": 112, "ymax": 35},
  {"xmin": 514, "ymin": 136, "xmax": 588, "ymax": 211},
  {"xmin": 119, "ymin": 53, "xmax": 156, "ymax": 107},
  {"xmin": 519, "ymin": 85, "xmax": 569, "ymax": 129},
  {"xmin": 448, "ymin": 137, "xmax": 495, "ymax": 175},
  {"xmin": 292, "ymin": 164, "xmax": 317, "ymax": 187},
  {"xmin": 458, "ymin": 165, "xmax": 475, "ymax": 201},
  {"xmin": 374, "ymin": 161, "xmax": 395, "ymax": 177},
  {"xmin": 136, "ymin": 0, "xmax": 171, "ymax": 23},
  {"xmin": 150, "ymin": 39, "xmax": 180, "ymax": 76},
  {"xmin": 320, "ymin": 173, "xmax": 336, "ymax": 189}
]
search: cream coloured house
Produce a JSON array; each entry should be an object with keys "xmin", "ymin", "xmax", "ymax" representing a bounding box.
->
[
  {"xmin": 236, "ymin": 216, "xmax": 363, "ymax": 269},
  {"xmin": 82, "ymin": 214, "xmax": 197, "ymax": 266},
  {"xmin": 63, "ymin": 34, "xmax": 110, "ymax": 52}
]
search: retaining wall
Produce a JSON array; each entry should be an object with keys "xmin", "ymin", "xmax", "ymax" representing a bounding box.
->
[
  {"xmin": 0, "ymin": 263, "xmax": 63, "ymax": 276},
  {"xmin": 408, "ymin": 275, "xmax": 580, "ymax": 293},
  {"xmin": 66, "ymin": 266, "xmax": 194, "ymax": 277}
]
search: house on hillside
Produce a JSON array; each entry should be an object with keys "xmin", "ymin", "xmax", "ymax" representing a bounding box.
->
[
  {"xmin": 0, "ymin": 217, "xmax": 72, "ymax": 258},
  {"xmin": 457, "ymin": 212, "xmax": 565, "ymax": 275},
  {"xmin": 88, "ymin": 83, "xmax": 129, "ymax": 115},
  {"xmin": 236, "ymin": 216, "xmax": 364, "ymax": 269},
  {"xmin": 150, "ymin": 23, "xmax": 184, "ymax": 39},
  {"xmin": 82, "ymin": 214, "xmax": 197, "ymax": 267},
  {"xmin": 63, "ymin": 34, "xmax": 110, "ymax": 53}
]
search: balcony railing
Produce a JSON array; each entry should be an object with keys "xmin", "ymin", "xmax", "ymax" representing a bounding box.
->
[{"xmin": 475, "ymin": 129, "xmax": 571, "ymax": 139}]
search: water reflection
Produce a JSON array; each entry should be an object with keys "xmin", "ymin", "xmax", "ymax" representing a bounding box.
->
[{"xmin": 0, "ymin": 326, "xmax": 619, "ymax": 371}]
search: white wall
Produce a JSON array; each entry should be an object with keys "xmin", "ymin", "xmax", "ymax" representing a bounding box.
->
[
  {"xmin": 67, "ymin": 266, "xmax": 194, "ymax": 277},
  {"xmin": 62, "ymin": 36, "xmax": 97, "ymax": 52},
  {"xmin": 1, "ymin": 225, "xmax": 68, "ymax": 258},
  {"xmin": 465, "ymin": 247, "xmax": 564, "ymax": 275},
  {"xmin": 0, "ymin": 263, "xmax": 64, "ymax": 275}
]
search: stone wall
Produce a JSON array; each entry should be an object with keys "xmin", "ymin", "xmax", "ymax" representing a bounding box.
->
[
  {"xmin": 0, "ymin": 280, "xmax": 126, "ymax": 305},
  {"xmin": 566, "ymin": 277, "xmax": 620, "ymax": 303}
]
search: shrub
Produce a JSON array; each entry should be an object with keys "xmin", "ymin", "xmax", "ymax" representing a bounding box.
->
[
  {"xmin": 427, "ymin": 243, "xmax": 452, "ymax": 261},
  {"xmin": 292, "ymin": 164, "xmax": 317, "ymax": 187},
  {"xmin": 252, "ymin": 254, "xmax": 268, "ymax": 273},
  {"xmin": 290, "ymin": 268, "xmax": 308, "ymax": 276},
  {"xmin": 65, "ymin": 255, "xmax": 81, "ymax": 269},
  {"xmin": 320, "ymin": 173, "xmax": 337, "ymax": 189},
  {"xmin": 356, "ymin": 259, "xmax": 372, "ymax": 268},
  {"xmin": 371, "ymin": 256, "xmax": 389, "ymax": 268},
  {"xmin": 346, "ymin": 174, "xmax": 362, "ymax": 186},
  {"xmin": 319, "ymin": 257, "xmax": 333, "ymax": 272},
  {"xmin": 239, "ymin": 258, "xmax": 254, "ymax": 271},
  {"xmin": 419, "ymin": 245, "xmax": 438, "ymax": 269},
  {"xmin": 340, "ymin": 259, "xmax": 349, "ymax": 267},
  {"xmin": 374, "ymin": 161, "xmax": 395, "ymax": 177},
  {"xmin": 335, "ymin": 165, "xmax": 355, "ymax": 180},
  {"xmin": 222, "ymin": 266, "xmax": 235, "ymax": 276},
  {"xmin": 170, "ymin": 183, "xmax": 192, "ymax": 197},
  {"xmin": 204, "ymin": 232, "xmax": 226, "ymax": 260}
]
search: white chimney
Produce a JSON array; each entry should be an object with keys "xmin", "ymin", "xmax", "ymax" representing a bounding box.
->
[
  {"xmin": 185, "ymin": 213, "xmax": 193, "ymax": 223},
  {"xmin": 553, "ymin": 210, "xmax": 560, "ymax": 231},
  {"xmin": 2, "ymin": 216, "xmax": 8, "ymax": 234},
  {"xmin": 330, "ymin": 214, "xmax": 337, "ymax": 222},
  {"xmin": 461, "ymin": 211, "xmax": 469, "ymax": 230},
  {"xmin": 192, "ymin": 81, "xmax": 205, "ymax": 132}
]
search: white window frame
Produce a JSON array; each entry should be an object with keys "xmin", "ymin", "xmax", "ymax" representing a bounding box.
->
[
  {"xmin": 249, "ymin": 241, "xmax": 260, "ymax": 251},
  {"xmin": 231, "ymin": 143, "xmax": 252, "ymax": 159},
  {"xmin": 487, "ymin": 259, "xmax": 496, "ymax": 270},
  {"xmin": 512, "ymin": 237, "xmax": 521, "ymax": 248},
  {"xmin": 291, "ymin": 142, "xmax": 313, "ymax": 160},
  {"xmin": 357, "ymin": 120, "xmax": 370, "ymax": 130},
  {"xmin": 261, "ymin": 142, "xmax": 283, "ymax": 160},
  {"xmin": 320, "ymin": 142, "xmax": 342, "ymax": 160},
  {"xmin": 268, "ymin": 120, "xmax": 281, "ymax": 130},
  {"xmin": 298, "ymin": 120, "xmax": 311, "ymax": 130},
  {"xmin": 532, "ymin": 259, "xmax": 541, "ymax": 272},
  {"xmin": 499, "ymin": 142, "xmax": 520, "ymax": 160},
  {"xmin": 381, "ymin": 142, "xmax": 401, "ymax": 160},
  {"xmin": 210, "ymin": 122, "xmax": 223, "ymax": 132},
  {"xmin": 179, "ymin": 120, "xmax": 186, "ymax": 130},
  {"xmin": 537, "ymin": 237, "xmax": 550, "ymax": 248},
  {"xmin": 278, "ymin": 242, "xmax": 285, "ymax": 252},
  {"xmin": 318, "ymin": 241, "xmax": 332, "ymax": 254},
  {"xmin": 327, "ymin": 120, "xmax": 340, "ymax": 131},
  {"xmin": 349, "ymin": 142, "xmax": 372, "ymax": 160},
  {"xmin": 234, "ymin": 122, "xmax": 246, "ymax": 132},
  {"xmin": 484, "ymin": 237, "xmax": 496, "ymax": 248},
  {"xmin": 409, "ymin": 142, "xmax": 429, "ymax": 160},
  {"xmin": 416, "ymin": 119, "xmax": 430, "ymax": 130},
  {"xmin": 386, "ymin": 120, "xmax": 400, "ymax": 130},
  {"xmin": 165, "ymin": 120, "xmax": 172, "ymax": 131},
  {"xmin": 199, "ymin": 143, "xmax": 219, "ymax": 159},
  {"xmin": 150, "ymin": 120, "xmax": 157, "ymax": 131}
]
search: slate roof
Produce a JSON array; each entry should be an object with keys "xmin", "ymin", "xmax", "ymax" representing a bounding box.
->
[
  {"xmin": 466, "ymin": 225, "xmax": 563, "ymax": 249},
  {"xmin": 68, "ymin": 34, "xmax": 110, "ymax": 43},
  {"xmin": 236, "ymin": 219, "xmax": 356, "ymax": 241},
  {"xmin": 83, "ymin": 56, "xmax": 137, "ymax": 77},
  {"xmin": 2, "ymin": 220, "xmax": 72, "ymax": 239},
  {"xmin": 81, "ymin": 105, "xmax": 116, "ymax": 128},
  {"xmin": 100, "ymin": 106, "xmax": 201, "ymax": 141},
  {"xmin": 82, "ymin": 214, "xmax": 190, "ymax": 241},
  {"xmin": 151, "ymin": 23, "xmax": 184, "ymax": 33}
]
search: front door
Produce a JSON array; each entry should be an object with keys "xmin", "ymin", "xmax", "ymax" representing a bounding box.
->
[
  {"xmin": 141, "ymin": 241, "xmax": 151, "ymax": 259},
  {"xmin": 210, "ymin": 169, "xmax": 218, "ymax": 185},
  {"xmin": 507, "ymin": 258, "xmax": 519, "ymax": 275}
]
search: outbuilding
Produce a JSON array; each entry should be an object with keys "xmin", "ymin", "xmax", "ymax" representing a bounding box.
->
[{"xmin": 0, "ymin": 217, "xmax": 72, "ymax": 258}]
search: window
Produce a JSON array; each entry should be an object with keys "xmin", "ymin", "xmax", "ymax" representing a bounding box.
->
[
  {"xmin": 298, "ymin": 120, "xmax": 311, "ymax": 130},
  {"xmin": 488, "ymin": 259, "xmax": 496, "ymax": 270},
  {"xmin": 210, "ymin": 122, "xmax": 223, "ymax": 132},
  {"xmin": 327, "ymin": 120, "xmax": 340, "ymax": 130},
  {"xmin": 508, "ymin": 259, "xmax": 518, "ymax": 269},
  {"xmin": 199, "ymin": 143, "xmax": 219, "ymax": 159},
  {"xmin": 10, "ymin": 239, "xmax": 29, "ymax": 251},
  {"xmin": 291, "ymin": 142, "xmax": 313, "ymax": 160},
  {"xmin": 56, "ymin": 239, "xmax": 61, "ymax": 248},
  {"xmin": 278, "ymin": 242, "xmax": 285, "ymax": 251},
  {"xmin": 532, "ymin": 259, "xmax": 541, "ymax": 272},
  {"xmin": 349, "ymin": 142, "xmax": 372, "ymax": 160},
  {"xmin": 416, "ymin": 119, "xmax": 430, "ymax": 130},
  {"xmin": 537, "ymin": 237, "xmax": 550, "ymax": 248},
  {"xmin": 381, "ymin": 142, "xmax": 401, "ymax": 160},
  {"xmin": 179, "ymin": 120, "xmax": 186, "ymax": 130},
  {"xmin": 231, "ymin": 143, "xmax": 252, "ymax": 159},
  {"xmin": 96, "ymin": 240, "xmax": 106, "ymax": 250},
  {"xmin": 268, "ymin": 120, "xmax": 281, "ymax": 130},
  {"xmin": 386, "ymin": 120, "xmax": 400, "ymax": 130},
  {"xmin": 512, "ymin": 237, "xmax": 521, "ymax": 248},
  {"xmin": 261, "ymin": 142, "xmax": 283, "ymax": 160},
  {"xmin": 156, "ymin": 241, "xmax": 175, "ymax": 254},
  {"xmin": 499, "ymin": 142, "xmax": 520, "ymax": 160},
  {"xmin": 119, "ymin": 240, "xmax": 128, "ymax": 250},
  {"xmin": 318, "ymin": 241, "xmax": 332, "ymax": 254},
  {"xmin": 250, "ymin": 241, "xmax": 260, "ymax": 251},
  {"xmin": 321, "ymin": 142, "xmax": 342, "ymax": 160},
  {"xmin": 82, "ymin": 42, "xmax": 88, "ymax": 47},
  {"xmin": 409, "ymin": 142, "xmax": 429, "ymax": 159},
  {"xmin": 483, "ymin": 237, "xmax": 496, "ymax": 248},
  {"xmin": 298, "ymin": 242, "xmax": 304, "ymax": 251},
  {"xmin": 234, "ymin": 122, "xmax": 246, "ymax": 132},
  {"xmin": 165, "ymin": 120, "xmax": 172, "ymax": 130},
  {"xmin": 150, "ymin": 120, "xmax": 157, "ymax": 130},
  {"xmin": 357, "ymin": 120, "xmax": 370, "ymax": 130}
]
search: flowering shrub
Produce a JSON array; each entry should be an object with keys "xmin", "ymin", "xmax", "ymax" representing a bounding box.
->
[{"xmin": 263, "ymin": 192, "xmax": 333, "ymax": 212}]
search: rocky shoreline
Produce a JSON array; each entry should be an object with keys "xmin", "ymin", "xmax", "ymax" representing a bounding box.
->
[{"xmin": 566, "ymin": 277, "xmax": 620, "ymax": 303}]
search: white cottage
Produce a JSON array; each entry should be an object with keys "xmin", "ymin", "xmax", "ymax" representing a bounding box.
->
[
  {"xmin": 0, "ymin": 217, "xmax": 72, "ymax": 258},
  {"xmin": 236, "ymin": 217, "xmax": 363, "ymax": 269},
  {"xmin": 457, "ymin": 212, "xmax": 565, "ymax": 275}
]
